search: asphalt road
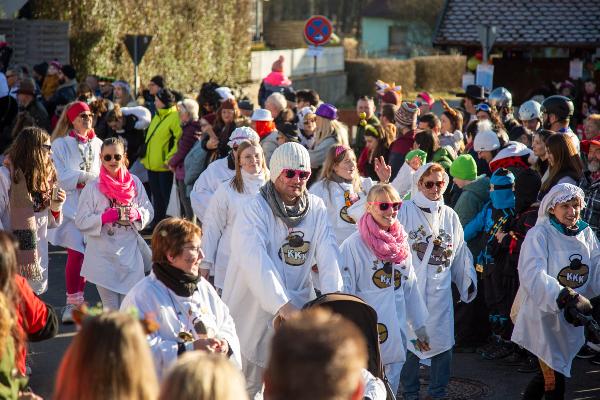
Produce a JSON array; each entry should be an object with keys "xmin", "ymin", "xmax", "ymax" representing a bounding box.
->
[{"xmin": 27, "ymin": 245, "xmax": 600, "ymax": 399}]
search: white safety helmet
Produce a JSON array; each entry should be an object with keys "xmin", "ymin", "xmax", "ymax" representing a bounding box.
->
[{"xmin": 518, "ymin": 100, "xmax": 542, "ymax": 122}]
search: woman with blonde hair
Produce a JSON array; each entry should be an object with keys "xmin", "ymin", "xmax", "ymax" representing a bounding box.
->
[
  {"xmin": 49, "ymin": 101, "xmax": 102, "ymax": 323},
  {"xmin": 159, "ymin": 352, "xmax": 248, "ymax": 400},
  {"xmin": 340, "ymin": 183, "xmax": 429, "ymax": 394},
  {"xmin": 53, "ymin": 311, "xmax": 159, "ymax": 400},
  {"xmin": 0, "ymin": 127, "xmax": 66, "ymax": 294},
  {"xmin": 308, "ymin": 103, "xmax": 349, "ymax": 175},
  {"xmin": 310, "ymin": 145, "xmax": 390, "ymax": 245},
  {"xmin": 201, "ymin": 136, "xmax": 268, "ymax": 292}
]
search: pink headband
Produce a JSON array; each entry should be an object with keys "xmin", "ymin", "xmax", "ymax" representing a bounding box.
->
[{"xmin": 335, "ymin": 145, "xmax": 349, "ymax": 158}]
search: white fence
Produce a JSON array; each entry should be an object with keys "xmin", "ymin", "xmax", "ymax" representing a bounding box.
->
[{"xmin": 250, "ymin": 46, "xmax": 345, "ymax": 81}]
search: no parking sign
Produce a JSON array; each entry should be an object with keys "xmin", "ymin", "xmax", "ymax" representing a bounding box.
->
[{"xmin": 304, "ymin": 15, "xmax": 333, "ymax": 47}]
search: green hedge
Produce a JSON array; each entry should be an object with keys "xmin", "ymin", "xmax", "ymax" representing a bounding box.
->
[
  {"xmin": 346, "ymin": 55, "xmax": 466, "ymax": 99},
  {"xmin": 31, "ymin": 0, "xmax": 251, "ymax": 92}
]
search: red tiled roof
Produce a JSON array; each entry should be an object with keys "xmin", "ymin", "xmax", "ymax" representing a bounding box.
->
[{"xmin": 433, "ymin": 0, "xmax": 600, "ymax": 48}]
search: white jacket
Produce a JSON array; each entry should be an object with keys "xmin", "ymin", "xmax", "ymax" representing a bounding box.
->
[
  {"xmin": 398, "ymin": 197, "xmax": 476, "ymax": 358},
  {"xmin": 47, "ymin": 135, "xmax": 102, "ymax": 252},
  {"xmin": 0, "ymin": 167, "xmax": 62, "ymax": 294},
  {"xmin": 121, "ymin": 273, "xmax": 241, "ymax": 378},
  {"xmin": 75, "ymin": 175, "xmax": 153, "ymax": 294},
  {"xmin": 340, "ymin": 231, "xmax": 428, "ymax": 365},
  {"xmin": 221, "ymin": 193, "xmax": 343, "ymax": 367},
  {"xmin": 200, "ymin": 171, "xmax": 266, "ymax": 289},
  {"xmin": 391, "ymin": 162, "xmax": 417, "ymax": 199},
  {"xmin": 190, "ymin": 157, "xmax": 235, "ymax": 222},
  {"xmin": 310, "ymin": 178, "xmax": 374, "ymax": 245}
]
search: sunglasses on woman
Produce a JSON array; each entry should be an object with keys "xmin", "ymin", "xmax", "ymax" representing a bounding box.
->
[
  {"xmin": 103, "ymin": 154, "xmax": 123, "ymax": 162},
  {"xmin": 369, "ymin": 201, "xmax": 401, "ymax": 211},
  {"xmin": 475, "ymin": 103, "xmax": 491, "ymax": 113},
  {"xmin": 423, "ymin": 180, "xmax": 444, "ymax": 189},
  {"xmin": 42, "ymin": 144, "xmax": 52, "ymax": 152},
  {"xmin": 79, "ymin": 113, "xmax": 94, "ymax": 120},
  {"xmin": 282, "ymin": 169, "xmax": 311, "ymax": 180}
]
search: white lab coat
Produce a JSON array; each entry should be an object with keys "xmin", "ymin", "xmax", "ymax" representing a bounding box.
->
[
  {"xmin": 47, "ymin": 135, "xmax": 102, "ymax": 252},
  {"xmin": 201, "ymin": 171, "xmax": 266, "ymax": 289},
  {"xmin": 340, "ymin": 231, "xmax": 428, "ymax": 365},
  {"xmin": 310, "ymin": 178, "xmax": 374, "ymax": 246},
  {"xmin": 398, "ymin": 198, "xmax": 476, "ymax": 359},
  {"xmin": 221, "ymin": 193, "xmax": 343, "ymax": 368},
  {"xmin": 121, "ymin": 273, "xmax": 241, "ymax": 378},
  {"xmin": 190, "ymin": 157, "xmax": 235, "ymax": 222},
  {"xmin": 0, "ymin": 167, "xmax": 62, "ymax": 294},
  {"xmin": 512, "ymin": 222, "xmax": 600, "ymax": 377},
  {"xmin": 75, "ymin": 175, "xmax": 153, "ymax": 294},
  {"xmin": 391, "ymin": 162, "xmax": 417, "ymax": 199}
]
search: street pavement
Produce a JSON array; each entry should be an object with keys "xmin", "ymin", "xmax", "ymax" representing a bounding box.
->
[{"xmin": 28, "ymin": 245, "xmax": 600, "ymax": 399}]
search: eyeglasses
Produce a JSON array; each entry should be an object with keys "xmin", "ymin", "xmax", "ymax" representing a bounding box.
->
[
  {"xmin": 282, "ymin": 169, "xmax": 311, "ymax": 180},
  {"xmin": 304, "ymin": 119, "xmax": 316, "ymax": 124},
  {"xmin": 42, "ymin": 144, "xmax": 52, "ymax": 152},
  {"xmin": 103, "ymin": 154, "xmax": 123, "ymax": 162},
  {"xmin": 476, "ymin": 103, "xmax": 491, "ymax": 113},
  {"xmin": 79, "ymin": 113, "xmax": 94, "ymax": 120},
  {"xmin": 182, "ymin": 245, "xmax": 203, "ymax": 253},
  {"xmin": 423, "ymin": 180, "xmax": 445, "ymax": 189},
  {"xmin": 369, "ymin": 201, "xmax": 401, "ymax": 211}
]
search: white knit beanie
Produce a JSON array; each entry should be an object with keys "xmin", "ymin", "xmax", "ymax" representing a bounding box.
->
[
  {"xmin": 269, "ymin": 142, "xmax": 311, "ymax": 183},
  {"xmin": 473, "ymin": 120, "xmax": 501, "ymax": 152}
]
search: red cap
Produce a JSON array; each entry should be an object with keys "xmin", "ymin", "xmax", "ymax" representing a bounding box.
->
[
  {"xmin": 581, "ymin": 139, "xmax": 600, "ymax": 154},
  {"xmin": 66, "ymin": 101, "xmax": 91, "ymax": 123}
]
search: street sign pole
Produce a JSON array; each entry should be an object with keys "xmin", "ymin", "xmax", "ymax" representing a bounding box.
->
[
  {"xmin": 124, "ymin": 35, "xmax": 153, "ymax": 97},
  {"xmin": 478, "ymin": 25, "xmax": 497, "ymax": 63},
  {"xmin": 133, "ymin": 38, "xmax": 138, "ymax": 96},
  {"xmin": 304, "ymin": 16, "xmax": 333, "ymax": 76}
]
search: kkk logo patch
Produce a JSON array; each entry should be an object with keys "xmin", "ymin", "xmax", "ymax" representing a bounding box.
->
[
  {"xmin": 279, "ymin": 231, "xmax": 311, "ymax": 266},
  {"xmin": 372, "ymin": 262, "xmax": 401, "ymax": 290},
  {"xmin": 557, "ymin": 254, "xmax": 589, "ymax": 289},
  {"xmin": 377, "ymin": 323, "xmax": 388, "ymax": 344}
]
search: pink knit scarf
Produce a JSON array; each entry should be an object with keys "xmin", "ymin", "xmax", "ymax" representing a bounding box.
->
[
  {"xmin": 98, "ymin": 165, "xmax": 136, "ymax": 205},
  {"xmin": 358, "ymin": 213, "xmax": 409, "ymax": 264}
]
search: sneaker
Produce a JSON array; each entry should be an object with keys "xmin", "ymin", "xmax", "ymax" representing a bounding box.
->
[
  {"xmin": 484, "ymin": 342, "xmax": 514, "ymax": 360},
  {"xmin": 576, "ymin": 345, "xmax": 597, "ymax": 359},
  {"xmin": 61, "ymin": 304, "xmax": 77, "ymax": 324},
  {"xmin": 498, "ymin": 351, "xmax": 525, "ymax": 366},
  {"xmin": 590, "ymin": 353, "xmax": 600, "ymax": 365},
  {"xmin": 517, "ymin": 356, "xmax": 538, "ymax": 373}
]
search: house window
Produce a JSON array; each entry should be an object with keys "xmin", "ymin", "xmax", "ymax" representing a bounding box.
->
[{"xmin": 389, "ymin": 25, "xmax": 408, "ymax": 55}]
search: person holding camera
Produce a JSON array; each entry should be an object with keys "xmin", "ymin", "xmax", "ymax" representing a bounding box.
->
[
  {"xmin": 75, "ymin": 137, "xmax": 153, "ymax": 310},
  {"xmin": 512, "ymin": 183, "xmax": 600, "ymax": 399}
]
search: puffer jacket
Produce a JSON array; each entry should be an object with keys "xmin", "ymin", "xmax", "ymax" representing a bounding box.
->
[{"xmin": 141, "ymin": 106, "xmax": 182, "ymax": 172}]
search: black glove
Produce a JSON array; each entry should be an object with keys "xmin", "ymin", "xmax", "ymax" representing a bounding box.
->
[
  {"xmin": 556, "ymin": 287, "xmax": 592, "ymax": 327},
  {"xmin": 591, "ymin": 295, "xmax": 600, "ymax": 322}
]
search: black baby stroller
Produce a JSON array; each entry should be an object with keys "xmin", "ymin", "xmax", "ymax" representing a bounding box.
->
[{"xmin": 304, "ymin": 292, "xmax": 397, "ymax": 400}]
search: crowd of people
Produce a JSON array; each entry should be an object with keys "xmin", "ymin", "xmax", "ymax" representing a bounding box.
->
[{"xmin": 0, "ymin": 54, "xmax": 600, "ymax": 400}]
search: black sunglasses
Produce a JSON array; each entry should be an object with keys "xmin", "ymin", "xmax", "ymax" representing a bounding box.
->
[
  {"xmin": 283, "ymin": 169, "xmax": 311, "ymax": 180},
  {"xmin": 42, "ymin": 144, "xmax": 52, "ymax": 152},
  {"xmin": 103, "ymin": 154, "xmax": 123, "ymax": 162}
]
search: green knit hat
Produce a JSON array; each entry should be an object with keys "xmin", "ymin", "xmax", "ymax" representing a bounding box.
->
[
  {"xmin": 405, "ymin": 149, "xmax": 427, "ymax": 165},
  {"xmin": 450, "ymin": 154, "xmax": 477, "ymax": 181}
]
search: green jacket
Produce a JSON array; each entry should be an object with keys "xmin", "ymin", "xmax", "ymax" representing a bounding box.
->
[
  {"xmin": 432, "ymin": 146, "xmax": 455, "ymax": 171},
  {"xmin": 454, "ymin": 175, "xmax": 490, "ymax": 227},
  {"xmin": 141, "ymin": 106, "xmax": 182, "ymax": 172},
  {"xmin": 0, "ymin": 338, "xmax": 27, "ymax": 399}
]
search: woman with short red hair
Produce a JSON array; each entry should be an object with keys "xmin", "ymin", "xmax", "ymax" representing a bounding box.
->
[{"xmin": 49, "ymin": 101, "xmax": 102, "ymax": 323}]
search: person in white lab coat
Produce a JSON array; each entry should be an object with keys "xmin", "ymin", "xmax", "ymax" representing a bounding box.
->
[
  {"xmin": 75, "ymin": 137, "xmax": 153, "ymax": 310},
  {"xmin": 340, "ymin": 183, "xmax": 429, "ymax": 394},
  {"xmin": 48, "ymin": 101, "xmax": 102, "ymax": 322},
  {"xmin": 512, "ymin": 183, "xmax": 600, "ymax": 399},
  {"xmin": 398, "ymin": 162, "xmax": 477, "ymax": 400},
  {"xmin": 190, "ymin": 127, "xmax": 260, "ymax": 223},
  {"xmin": 200, "ymin": 139, "xmax": 268, "ymax": 292},
  {"xmin": 310, "ymin": 144, "xmax": 391, "ymax": 246},
  {"xmin": 121, "ymin": 217, "xmax": 241, "ymax": 378},
  {"xmin": 221, "ymin": 142, "xmax": 343, "ymax": 397},
  {"xmin": 0, "ymin": 127, "xmax": 66, "ymax": 294}
]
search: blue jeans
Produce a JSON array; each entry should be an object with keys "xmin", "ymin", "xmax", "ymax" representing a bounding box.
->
[
  {"xmin": 400, "ymin": 349, "xmax": 452, "ymax": 400},
  {"xmin": 147, "ymin": 170, "xmax": 173, "ymax": 226}
]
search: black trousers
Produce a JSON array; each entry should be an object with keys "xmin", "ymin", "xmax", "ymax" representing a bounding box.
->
[
  {"xmin": 522, "ymin": 358, "xmax": 565, "ymax": 400},
  {"xmin": 147, "ymin": 170, "xmax": 173, "ymax": 226}
]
